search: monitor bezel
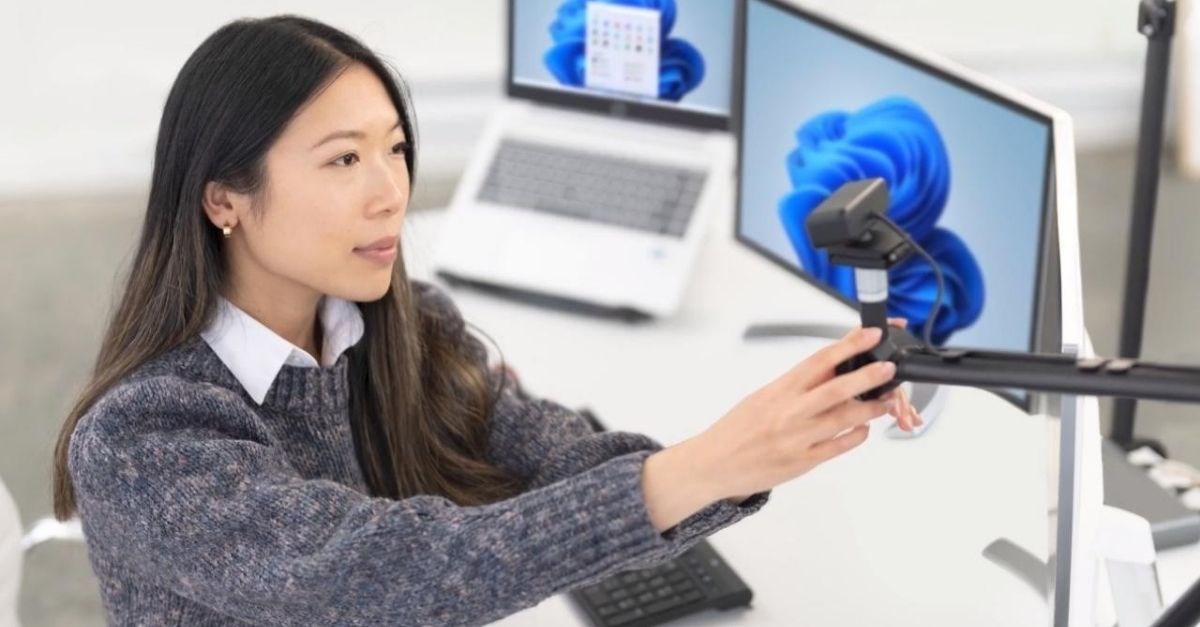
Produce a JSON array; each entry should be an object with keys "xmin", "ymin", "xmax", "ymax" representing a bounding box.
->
[
  {"xmin": 507, "ymin": 0, "xmax": 733, "ymax": 132},
  {"xmin": 1046, "ymin": 113, "xmax": 1089, "ymax": 627},
  {"xmin": 733, "ymin": 0, "xmax": 1060, "ymax": 413}
]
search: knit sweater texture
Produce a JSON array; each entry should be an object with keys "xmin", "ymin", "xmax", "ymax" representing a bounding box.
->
[{"xmin": 68, "ymin": 281, "xmax": 768, "ymax": 625}]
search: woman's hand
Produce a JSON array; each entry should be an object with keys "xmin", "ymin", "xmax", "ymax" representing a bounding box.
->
[
  {"xmin": 642, "ymin": 325, "xmax": 913, "ymax": 532},
  {"xmin": 882, "ymin": 317, "xmax": 922, "ymax": 434}
]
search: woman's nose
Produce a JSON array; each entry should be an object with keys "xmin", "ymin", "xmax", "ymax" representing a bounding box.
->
[{"xmin": 369, "ymin": 159, "xmax": 408, "ymax": 215}]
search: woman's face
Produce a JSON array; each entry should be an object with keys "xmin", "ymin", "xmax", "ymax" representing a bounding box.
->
[{"xmin": 211, "ymin": 62, "xmax": 410, "ymax": 304}]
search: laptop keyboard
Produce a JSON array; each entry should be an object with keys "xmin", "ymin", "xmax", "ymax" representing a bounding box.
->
[{"xmin": 476, "ymin": 139, "xmax": 707, "ymax": 238}]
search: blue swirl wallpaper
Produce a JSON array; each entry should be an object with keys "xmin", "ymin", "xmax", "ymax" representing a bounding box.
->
[
  {"xmin": 511, "ymin": 0, "xmax": 734, "ymax": 116},
  {"xmin": 739, "ymin": 0, "xmax": 1052, "ymax": 352},
  {"xmin": 778, "ymin": 96, "xmax": 984, "ymax": 343},
  {"xmin": 542, "ymin": 0, "xmax": 705, "ymax": 101}
]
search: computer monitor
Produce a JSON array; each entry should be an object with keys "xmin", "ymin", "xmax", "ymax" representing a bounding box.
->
[
  {"xmin": 736, "ymin": 1, "xmax": 1096, "ymax": 625},
  {"xmin": 735, "ymin": 0, "xmax": 1057, "ymax": 411},
  {"xmin": 508, "ymin": 0, "xmax": 737, "ymax": 130}
]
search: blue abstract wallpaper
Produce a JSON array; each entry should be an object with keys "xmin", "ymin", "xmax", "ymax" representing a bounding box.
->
[
  {"xmin": 777, "ymin": 96, "xmax": 984, "ymax": 344},
  {"xmin": 739, "ymin": 0, "xmax": 1051, "ymax": 353},
  {"xmin": 542, "ymin": 0, "xmax": 705, "ymax": 101}
]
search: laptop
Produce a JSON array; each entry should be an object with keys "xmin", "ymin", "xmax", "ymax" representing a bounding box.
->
[{"xmin": 434, "ymin": 0, "xmax": 738, "ymax": 319}]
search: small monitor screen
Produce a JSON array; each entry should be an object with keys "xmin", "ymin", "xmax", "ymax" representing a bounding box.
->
[{"xmin": 511, "ymin": 0, "xmax": 736, "ymax": 120}]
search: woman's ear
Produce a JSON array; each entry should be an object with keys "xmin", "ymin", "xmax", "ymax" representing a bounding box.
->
[{"xmin": 201, "ymin": 181, "xmax": 248, "ymax": 231}]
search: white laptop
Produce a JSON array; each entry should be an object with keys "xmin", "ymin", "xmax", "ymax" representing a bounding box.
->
[{"xmin": 434, "ymin": 0, "xmax": 738, "ymax": 319}]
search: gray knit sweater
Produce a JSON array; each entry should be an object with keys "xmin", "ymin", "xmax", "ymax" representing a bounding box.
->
[{"xmin": 69, "ymin": 282, "xmax": 768, "ymax": 626}]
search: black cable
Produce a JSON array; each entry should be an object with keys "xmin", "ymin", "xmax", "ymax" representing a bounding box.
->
[{"xmin": 877, "ymin": 214, "xmax": 944, "ymax": 346}]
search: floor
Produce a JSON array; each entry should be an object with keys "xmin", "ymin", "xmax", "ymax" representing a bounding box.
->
[{"xmin": 3, "ymin": 147, "xmax": 1199, "ymax": 624}]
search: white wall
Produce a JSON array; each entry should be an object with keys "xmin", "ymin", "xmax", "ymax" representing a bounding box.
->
[
  {"xmin": 0, "ymin": 0, "xmax": 510, "ymax": 197},
  {"xmin": 0, "ymin": 0, "xmax": 1150, "ymax": 197},
  {"xmin": 808, "ymin": 0, "xmax": 1150, "ymax": 145},
  {"xmin": 1177, "ymin": 0, "xmax": 1200, "ymax": 176}
]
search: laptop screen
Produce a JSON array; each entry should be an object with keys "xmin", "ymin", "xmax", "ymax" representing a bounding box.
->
[{"xmin": 509, "ymin": 0, "xmax": 736, "ymax": 129}]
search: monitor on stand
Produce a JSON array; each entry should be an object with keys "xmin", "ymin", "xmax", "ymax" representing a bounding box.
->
[
  {"xmin": 734, "ymin": 0, "xmax": 1058, "ymax": 422},
  {"xmin": 735, "ymin": 1, "xmax": 1096, "ymax": 624}
]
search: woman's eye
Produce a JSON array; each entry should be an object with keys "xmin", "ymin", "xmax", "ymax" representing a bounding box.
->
[
  {"xmin": 392, "ymin": 142, "xmax": 409, "ymax": 156},
  {"xmin": 333, "ymin": 153, "xmax": 359, "ymax": 167}
]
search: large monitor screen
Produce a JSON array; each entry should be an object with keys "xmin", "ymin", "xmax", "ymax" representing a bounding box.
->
[
  {"xmin": 510, "ymin": 0, "xmax": 736, "ymax": 126},
  {"xmin": 737, "ymin": 0, "xmax": 1053, "ymax": 364}
]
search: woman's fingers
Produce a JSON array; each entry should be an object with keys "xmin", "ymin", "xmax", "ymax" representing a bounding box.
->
[
  {"xmin": 812, "ymin": 397, "xmax": 890, "ymax": 441},
  {"xmin": 802, "ymin": 360, "xmax": 896, "ymax": 416},
  {"xmin": 900, "ymin": 388, "xmax": 918, "ymax": 431},
  {"xmin": 808, "ymin": 423, "xmax": 871, "ymax": 464},
  {"xmin": 902, "ymin": 386, "xmax": 921, "ymax": 427},
  {"xmin": 880, "ymin": 390, "xmax": 909, "ymax": 432},
  {"xmin": 880, "ymin": 386, "xmax": 925, "ymax": 431},
  {"xmin": 887, "ymin": 388, "xmax": 914, "ymax": 432},
  {"xmin": 787, "ymin": 326, "xmax": 883, "ymax": 391},
  {"xmin": 894, "ymin": 387, "xmax": 923, "ymax": 429}
]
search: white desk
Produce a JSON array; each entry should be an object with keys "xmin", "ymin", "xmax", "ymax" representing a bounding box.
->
[
  {"xmin": 401, "ymin": 204, "xmax": 1197, "ymax": 625},
  {"xmin": 1157, "ymin": 542, "xmax": 1200, "ymax": 614}
]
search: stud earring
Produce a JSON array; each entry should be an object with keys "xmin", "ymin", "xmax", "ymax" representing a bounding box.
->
[{"xmin": 222, "ymin": 223, "xmax": 234, "ymax": 238}]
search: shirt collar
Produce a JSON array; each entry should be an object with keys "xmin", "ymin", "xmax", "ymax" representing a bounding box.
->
[{"xmin": 200, "ymin": 295, "xmax": 365, "ymax": 405}]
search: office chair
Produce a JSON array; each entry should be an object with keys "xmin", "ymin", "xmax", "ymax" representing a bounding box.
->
[{"xmin": 0, "ymin": 476, "xmax": 84, "ymax": 627}]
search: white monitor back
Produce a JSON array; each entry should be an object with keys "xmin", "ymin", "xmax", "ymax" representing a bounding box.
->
[{"xmin": 1045, "ymin": 112, "xmax": 1107, "ymax": 627}]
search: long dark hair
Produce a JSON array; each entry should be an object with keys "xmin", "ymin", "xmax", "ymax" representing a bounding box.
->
[{"xmin": 53, "ymin": 15, "xmax": 522, "ymax": 519}]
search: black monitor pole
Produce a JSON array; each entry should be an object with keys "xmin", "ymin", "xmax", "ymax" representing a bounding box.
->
[{"xmin": 1111, "ymin": 0, "xmax": 1177, "ymax": 451}]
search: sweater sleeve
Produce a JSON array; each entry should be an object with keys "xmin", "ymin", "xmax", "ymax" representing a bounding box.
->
[
  {"xmin": 412, "ymin": 281, "xmax": 770, "ymax": 549},
  {"xmin": 71, "ymin": 377, "xmax": 696, "ymax": 626}
]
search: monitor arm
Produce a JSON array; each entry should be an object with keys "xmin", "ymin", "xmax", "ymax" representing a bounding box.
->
[
  {"xmin": 807, "ymin": 178, "xmax": 1200, "ymax": 407},
  {"xmin": 806, "ymin": 177, "xmax": 1200, "ymax": 627}
]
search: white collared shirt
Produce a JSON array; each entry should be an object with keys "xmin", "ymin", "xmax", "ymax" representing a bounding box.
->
[{"xmin": 200, "ymin": 296, "xmax": 365, "ymax": 405}]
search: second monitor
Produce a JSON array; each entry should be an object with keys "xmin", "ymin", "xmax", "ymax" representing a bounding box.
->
[{"xmin": 735, "ymin": 0, "xmax": 1056, "ymax": 412}]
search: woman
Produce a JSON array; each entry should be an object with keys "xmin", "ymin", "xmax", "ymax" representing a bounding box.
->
[{"xmin": 52, "ymin": 15, "xmax": 920, "ymax": 626}]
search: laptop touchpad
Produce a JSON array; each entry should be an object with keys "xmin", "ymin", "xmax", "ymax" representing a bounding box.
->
[{"xmin": 500, "ymin": 227, "xmax": 590, "ymax": 281}]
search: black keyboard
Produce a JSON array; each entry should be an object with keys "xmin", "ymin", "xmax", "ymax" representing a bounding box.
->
[
  {"xmin": 569, "ymin": 540, "xmax": 753, "ymax": 627},
  {"xmin": 476, "ymin": 139, "xmax": 706, "ymax": 238},
  {"xmin": 569, "ymin": 408, "xmax": 753, "ymax": 626}
]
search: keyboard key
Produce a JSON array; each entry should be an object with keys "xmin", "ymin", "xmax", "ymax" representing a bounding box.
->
[
  {"xmin": 569, "ymin": 540, "xmax": 753, "ymax": 626},
  {"xmin": 644, "ymin": 597, "xmax": 683, "ymax": 615},
  {"xmin": 585, "ymin": 588, "xmax": 609, "ymax": 605},
  {"xmin": 476, "ymin": 139, "xmax": 706, "ymax": 238},
  {"xmin": 609, "ymin": 608, "xmax": 646, "ymax": 626}
]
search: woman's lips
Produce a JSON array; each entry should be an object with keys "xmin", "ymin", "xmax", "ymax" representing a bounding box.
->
[
  {"xmin": 356, "ymin": 235, "xmax": 398, "ymax": 251},
  {"xmin": 354, "ymin": 235, "xmax": 399, "ymax": 264},
  {"xmin": 353, "ymin": 243, "xmax": 397, "ymax": 264}
]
